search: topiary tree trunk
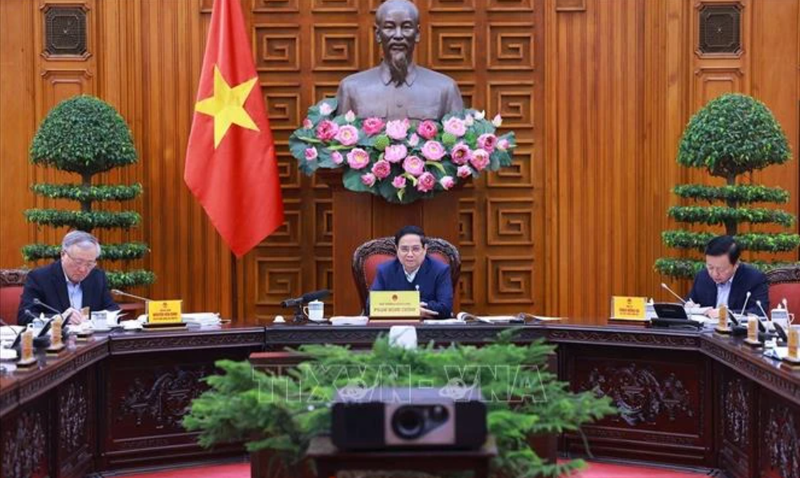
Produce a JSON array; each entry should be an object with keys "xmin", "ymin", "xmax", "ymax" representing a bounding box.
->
[
  {"xmin": 656, "ymin": 93, "xmax": 800, "ymax": 278},
  {"xmin": 24, "ymin": 95, "xmax": 155, "ymax": 289}
]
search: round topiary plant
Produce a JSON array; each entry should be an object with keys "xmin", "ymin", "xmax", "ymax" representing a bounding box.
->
[
  {"xmin": 24, "ymin": 95, "xmax": 155, "ymax": 289},
  {"xmin": 656, "ymin": 93, "xmax": 799, "ymax": 278}
]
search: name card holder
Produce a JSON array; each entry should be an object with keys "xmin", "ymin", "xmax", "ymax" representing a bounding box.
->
[
  {"xmin": 369, "ymin": 291, "xmax": 420, "ymax": 321},
  {"xmin": 610, "ymin": 296, "xmax": 647, "ymax": 321},
  {"xmin": 144, "ymin": 300, "xmax": 187, "ymax": 330}
]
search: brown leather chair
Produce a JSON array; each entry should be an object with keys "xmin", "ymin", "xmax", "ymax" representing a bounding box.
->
[
  {"xmin": 0, "ymin": 269, "xmax": 29, "ymax": 325},
  {"xmin": 352, "ymin": 237, "xmax": 460, "ymax": 313},
  {"xmin": 766, "ymin": 264, "xmax": 800, "ymax": 315}
]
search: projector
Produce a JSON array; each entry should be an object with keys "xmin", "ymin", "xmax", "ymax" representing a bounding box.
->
[{"xmin": 331, "ymin": 386, "xmax": 487, "ymax": 450}]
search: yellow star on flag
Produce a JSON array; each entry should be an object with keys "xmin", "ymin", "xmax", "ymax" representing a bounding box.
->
[{"xmin": 195, "ymin": 65, "xmax": 260, "ymax": 148}]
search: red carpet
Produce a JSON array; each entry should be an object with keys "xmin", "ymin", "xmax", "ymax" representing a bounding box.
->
[{"xmin": 121, "ymin": 460, "xmax": 707, "ymax": 478}]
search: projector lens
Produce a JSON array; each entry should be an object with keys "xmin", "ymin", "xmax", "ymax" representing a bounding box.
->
[{"xmin": 392, "ymin": 406, "xmax": 425, "ymax": 439}]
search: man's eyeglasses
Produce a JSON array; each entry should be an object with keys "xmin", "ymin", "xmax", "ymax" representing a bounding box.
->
[
  {"xmin": 63, "ymin": 250, "xmax": 98, "ymax": 269},
  {"xmin": 398, "ymin": 245, "xmax": 424, "ymax": 254}
]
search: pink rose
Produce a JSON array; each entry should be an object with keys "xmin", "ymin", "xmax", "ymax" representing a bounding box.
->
[
  {"xmin": 450, "ymin": 142, "xmax": 472, "ymax": 165},
  {"xmin": 392, "ymin": 176, "xmax": 407, "ymax": 189},
  {"xmin": 402, "ymin": 155, "xmax": 425, "ymax": 177},
  {"xmin": 497, "ymin": 138, "xmax": 510, "ymax": 151},
  {"xmin": 371, "ymin": 160, "xmax": 391, "ymax": 179},
  {"xmin": 304, "ymin": 147, "xmax": 318, "ymax": 161},
  {"xmin": 407, "ymin": 133, "xmax": 420, "ymax": 148},
  {"xmin": 443, "ymin": 117, "xmax": 466, "ymax": 137},
  {"xmin": 416, "ymin": 172, "xmax": 436, "ymax": 193},
  {"xmin": 477, "ymin": 133, "xmax": 498, "ymax": 153},
  {"xmin": 386, "ymin": 119, "xmax": 410, "ymax": 140},
  {"xmin": 421, "ymin": 140, "xmax": 446, "ymax": 161},
  {"xmin": 416, "ymin": 120, "xmax": 438, "ymax": 140},
  {"xmin": 362, "ymin": 117, "xmax": 385, "ymax": 136},
  {"xmin": 315, "ymin": 120, "xmax": 339, "ymax": 141},
  {"xmin": 346, "ymin": 148, "xmax": 371, "ymax": 169},
  {"xmin": 457, "ymin": 165, "xmax": 473, "ymax": 178},
  {"xmin": 470, "ymin": 148, "xmax": 490, "ymax": 171},
  {"xmin": 302, "ymin": 118, "xmax": 313, "ymax": 129},
  {"xmin": 384, "ymin": 144, "xmax": 408, "ymax": 163},
  {"xmin": 361, "ymin": 173, "xmax": 376, "ymax": 187},
  {"xmin": 331, "ymin": 151, "xmax": 344, "ymax": 164},
  {"xmin": 440, "ymin": 176, "xmax": 455, "ymax": 190},
  {"xmin": 335, "ymin": 125, "xmax": 360, "ymax": 146}
]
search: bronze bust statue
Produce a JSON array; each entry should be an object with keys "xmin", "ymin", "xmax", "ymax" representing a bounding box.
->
[{"xmin": 335, "ymin": 0, "xmax": 463, "ymax": 120}]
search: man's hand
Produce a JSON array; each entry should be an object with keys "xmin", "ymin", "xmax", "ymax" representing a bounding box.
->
[
  {"xmin": 685, "ymin": 299, "xmax": 698, "ymax": 309},
  {"xmin": 705, "ymin": 308, "xmax": 720, "ymax": 319},
  {"xmin": 62, "ymin": 308, "xmax": 87, "ymax": 325},
  {"xmin": 420, "ymin": 302, "xmax": 439, "ymax": 319}
]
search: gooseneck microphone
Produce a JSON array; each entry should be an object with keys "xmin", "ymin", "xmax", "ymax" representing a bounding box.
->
[
  {"xmin": 111, "ymin": 289, "xmax": 153, "ymax": 302},
  {"xmin": 756, "ymin": 300, "xmax": 769, "ymax": 320},
  {"xmin": 280, "ymin": 290, "xmax": 330, "ymax": 308},
  {"xmin": 740, "ymin": 291, "xmax": 752, "ymax": 316},
  {"xmin": 660, "ymin": 283, "xmax": 686, "ymax": 305},
  {"xmin": 33, "ymin": 298, "xmax": 62, "ymax": 315}
]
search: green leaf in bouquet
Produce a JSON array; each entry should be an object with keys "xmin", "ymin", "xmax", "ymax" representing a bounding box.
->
[
  {"xmin": 316, "ymin": 148, "xmax": 339, "ymax": 169},
  {"xmin": 342, "ymin": 168, "xmax": 373, "ymax": 193},
  {"xmin": 425, "ymin": 161, "xmax": 446, "ymax": 174}
]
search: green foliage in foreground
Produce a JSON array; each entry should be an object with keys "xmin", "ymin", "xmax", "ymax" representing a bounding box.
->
[{"xmin": 184, "ymin": 331, "xmax": 616, "ymax": 478}]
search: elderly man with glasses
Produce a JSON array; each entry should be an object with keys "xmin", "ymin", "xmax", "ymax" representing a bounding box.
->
[
  {"xmin": 17, "ymin": 230, "xmax": 119, "ymax": 326},
  {"xmin": 369, "ymin": 225, "xmax": 453, "ymax": 319}
]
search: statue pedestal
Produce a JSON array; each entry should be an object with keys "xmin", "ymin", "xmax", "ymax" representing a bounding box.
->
[{"xmin": 317, "ymin": 169, "xmax": 461, "ymax": 315}]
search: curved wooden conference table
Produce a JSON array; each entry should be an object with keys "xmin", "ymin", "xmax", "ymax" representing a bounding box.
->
[{"xmin": 0, "ymin": 320, "xmax": 797, "ymax": 478}]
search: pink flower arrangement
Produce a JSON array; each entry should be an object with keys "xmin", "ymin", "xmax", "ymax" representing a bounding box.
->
[
  {"xmin": 470, "ymin": 148, "xmax": 490, "ymax": 171},
  {"xmin": 417, "ymin": 172, "xmax": 436, "ymax": 192},
  {"xmin": 371, "ymin": 160, "xmax": 391, "ymax": 179},
  {"xmin": 362, "ymin": 117, "xmax": 385, "ymax": 136},
  {"xmin": 347, "ymin": 148, "xmax": 370, "ymax": 169},
  {"xmin": 392, "ymin": 176, "xmax": 407, "ymax": 189},
  {"xmin": 291, "ymin": 100, "xmax": 516, "ymax": 204},
  {"xmin": 443, "ymin": 117, "xmax": 466, "ymax": 137},
  {"xmin": 384, "ymin": 144, "xmax": 408, "ymax": 163},
  {"xmin": 304, "ymin": 147, "xmax": 318, "ymax": 161},
  {"xmin": 315, "ymin": 120, "xmax": 339, "ymax": 141},
  {"xmin": 386, "ymin": 119, "xmax": 410, "ymax": 140},
  {"xmin": 440, "ymin": 176, "xmax": 455, "ymax": 190},
  {"xmin": 361, "ymin": 173, "xmax": 376, "ymax": 187},
  {"xmin": 477, "ymin": 133, "xmax": 498, "ymax": 153},
  {"xmin": 335, "ymin": 125, "xmax": 359, "ymax": 146},
  {"xmin": 450, "ymin": 142, "xmax": 472, "ymax": 165},
  {"xmin": 421, "ymin": 140, "xmax": 446, "ymax": 161},
  {"xmin": 416, "ymin": 120, "xmax": 438, "ymax": 140},
  {"xmin": 402, "ymin": 155, "xmax": 425, "ymax": 177}
]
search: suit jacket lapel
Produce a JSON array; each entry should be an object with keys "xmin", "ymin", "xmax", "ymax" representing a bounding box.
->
[{"xmin": 52, "ymin": 261, "xmax": 71, "ymax": 311}]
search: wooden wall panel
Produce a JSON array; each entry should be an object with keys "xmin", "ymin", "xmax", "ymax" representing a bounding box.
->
[{"xmin": 2, "ymin": 0, "xmax": 799, "ymax": 324}]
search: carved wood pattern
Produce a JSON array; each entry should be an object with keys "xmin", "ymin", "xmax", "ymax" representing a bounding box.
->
[
  {"xmin": 59, "ymin": 380, "xmax": 88, "ymax": 452},
  {"xmin": 764, "ymin": 399, "xmax": 800, "ymax": 478},
  {"xmin": 1, "ymin": 409, "xmax": 47, "ymax": 478},
  {"xmin": 0, "ymin": 269, "xmax": 28, "ymax": 286},
  {"xmin": 582, "ymin": 364, "xmax": 695, "ymax": 426},
  {"xmin": 118, "ymin": 366, "xmax": 211, "ymax": 427},
  {"xmin": 723, "ymin": 376, "xmax": 750, "ymax": 447}
]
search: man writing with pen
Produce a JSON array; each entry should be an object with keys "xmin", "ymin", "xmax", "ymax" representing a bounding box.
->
[
  {"xmin": 369, "ymin": 226, "xmax": 453, "ymax": 319},
  {"xmin": 684, "ymin": 235, "xmax": 769, "ymax": 318},
  {"xmin": 17, "ymin": 231, "xmax": 119, "ymax": 326}
]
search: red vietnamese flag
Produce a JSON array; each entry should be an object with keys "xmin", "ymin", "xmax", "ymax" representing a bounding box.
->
[{"xmin": 184, "ymin": 0, "xmax": 284, "ymax": 257}]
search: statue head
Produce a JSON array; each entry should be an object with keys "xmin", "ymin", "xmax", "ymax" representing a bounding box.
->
[{"xmin": 375, "ymin": 0, "xmax": 420, "ymax": 86}]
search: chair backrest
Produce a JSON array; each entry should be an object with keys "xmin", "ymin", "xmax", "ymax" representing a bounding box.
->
[
  {"xmin": 352, "ymin": 236, "xmax": 461, "ymax": 311},
  {"xmin": 766, "ymin": 265, "xmax": 800, "ymax": 316},
  {"xmin": 0, "ymin": 269, "xmax": 29, "ymax": 325}
]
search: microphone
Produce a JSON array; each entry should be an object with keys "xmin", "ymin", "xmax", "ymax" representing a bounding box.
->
[
  {"xmin": 280, "ymin": 290, "xmax": 330, "ymax": 308},
  {"xmin": 660, "ymin": 283, "xmax": 686, "ymax": 305},
  {"xmin": 33, "ymin": 298, "xmax": 62, "ymax": 315},
  {"xmin": 740, "ymin": 291, "xmax": 752, "ymax": 316},
  {"xmin": 111, "ymin": 289, "xmax": 152, "ymax": 302},
  {"xmin": 754, "ymin": 300, "xmax": 769, "ymax": 333},
  {"xmin": 756, "ymin": 300, "xmax": 769, "ymax": 319}
]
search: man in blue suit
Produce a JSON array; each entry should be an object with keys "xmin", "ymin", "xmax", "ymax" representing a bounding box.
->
[
  {"xmin": 17, "ymin": 231, "xmax": 119, "ymax": 326},
  {"xmin": 370, "ymin": 225, "xmax": 453, "ymax": 319},
  {"xmin": 687, "ymin": 235, "xmax": 768, "ymax": 318}
]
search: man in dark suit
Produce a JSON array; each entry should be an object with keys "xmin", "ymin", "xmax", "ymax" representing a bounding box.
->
[
  {"xmin": 370, "ymin": 225, "xmax": 453, "ymax": 319},
  {"xmin": 17, "ymin": 231, "xmax": 119, "ymax": 326},
  {"xmin": 687, "ymin": 235, "xmax": 768, "ymax": 318}
]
